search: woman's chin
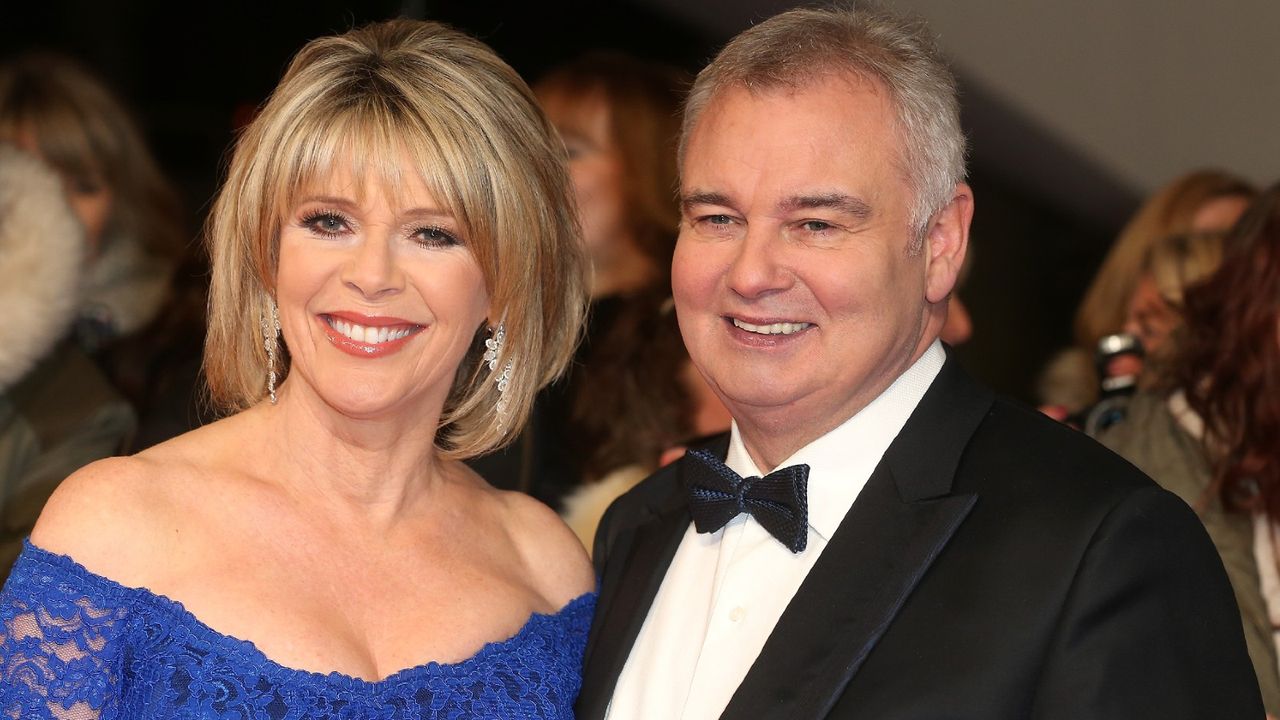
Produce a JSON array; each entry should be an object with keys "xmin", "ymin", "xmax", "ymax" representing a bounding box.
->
[{"xmin": 285, "ymin": 380, "xmax": 421, "ymax": 424}]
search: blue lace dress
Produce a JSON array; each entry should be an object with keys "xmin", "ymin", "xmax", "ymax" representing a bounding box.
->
[{"xmin": 0, "ymin": 541, "xmax": 595, "ymax": 719}]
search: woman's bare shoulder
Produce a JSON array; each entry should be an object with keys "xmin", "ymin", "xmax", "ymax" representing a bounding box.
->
[
  {"xmin": 30, "ymin": 454, "xmax": 181, "ymax": 578},
  {"xmin": 29, "ymin": 420, "xmax": 237, "ymax": 583},
  {"xmin": 494, "ymin": 487, "xmax": 595, "ymax": 607}
]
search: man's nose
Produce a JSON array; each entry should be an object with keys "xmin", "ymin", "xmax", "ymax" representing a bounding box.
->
[
  {"xmin": 342, "ymin": 233, "xmax": 403, "ymax": 300},
  {"xmin": 725, "ymin": 230, "xmax": 792, "ymax": 299}
]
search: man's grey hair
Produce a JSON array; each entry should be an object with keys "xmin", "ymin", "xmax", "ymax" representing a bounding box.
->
[{"xmin": 680, "ymin": 4, "xmax": 967, "ymax": 244}]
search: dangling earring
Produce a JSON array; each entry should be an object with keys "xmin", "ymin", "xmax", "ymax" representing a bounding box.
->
[
  {"xmin": 262, "ymin": 298, "xmax": 281, "ymax": 404},
  {"xmin": 483, "ymin": 322, "xmax": 513, "ymax": 423}
]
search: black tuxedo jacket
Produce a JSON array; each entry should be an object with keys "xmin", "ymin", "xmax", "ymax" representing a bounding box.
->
[{"xmin": 577, "ymin": 357, "xmax": 1263, "ymax": 719}]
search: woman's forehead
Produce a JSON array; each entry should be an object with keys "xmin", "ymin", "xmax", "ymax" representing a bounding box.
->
[{"xmin": 285, "ymin": 144, "xmax": 447, "ymax": 209}]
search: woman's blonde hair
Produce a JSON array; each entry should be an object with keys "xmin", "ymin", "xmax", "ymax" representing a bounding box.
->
[
  {"xmin": 1073, "ymin": 169, "xmax": 1255, "ymax": 350},
  {"xmin": 1146, "ymin": 230, "xmax": 1226, "ymax": 309},
  {"xmin": 204, "ymin": 18, "xmax": 588, "ymax": 459}
]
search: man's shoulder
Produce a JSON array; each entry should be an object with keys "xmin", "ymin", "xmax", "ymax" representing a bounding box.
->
[{"xmin": 958, "ymin": 394, "xmax": 1161, "ymax": 508}]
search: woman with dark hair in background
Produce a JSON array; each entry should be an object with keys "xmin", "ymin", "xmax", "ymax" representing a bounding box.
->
[
  {"xmin": 1100, "ymin": 183, "xmax": 1280, "ymax": 715},
  {"xmin": 471, "ymin": 52, "xmax": 731, "ymax": 539},
  {"xmin": 539, "ymin": 54, "xmax": 730, "ymax": 547}
]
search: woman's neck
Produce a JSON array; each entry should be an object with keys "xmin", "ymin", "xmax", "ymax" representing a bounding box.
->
[{"xmin": 252, "ymin": 381, "xmax": 448, "ymax": 531}]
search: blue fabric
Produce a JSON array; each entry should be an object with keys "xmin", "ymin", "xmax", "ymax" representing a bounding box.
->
[{"xmin": 0, "ymin": 541, "xmax": 594, "ymax": 719}]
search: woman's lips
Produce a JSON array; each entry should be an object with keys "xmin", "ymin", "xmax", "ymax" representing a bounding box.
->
[{"xmin": 319, "ymin": 313, "xmax": 423, "ymax": 357}]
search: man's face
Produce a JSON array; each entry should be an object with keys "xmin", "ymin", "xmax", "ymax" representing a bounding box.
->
[{"xmin": 673, "ymin": 76, "xmax": 947, "ymax": 464}]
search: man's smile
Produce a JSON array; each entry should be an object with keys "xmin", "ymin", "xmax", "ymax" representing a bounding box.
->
[{"xmin": 730, "ymin": 318, "xmax": 813, "ymax": 336}]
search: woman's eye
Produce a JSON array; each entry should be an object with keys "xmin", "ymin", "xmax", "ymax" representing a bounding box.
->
[
  {"xmin": 414, "ymin": 226, "xmax": 461, "ymax": 248},
  {"xmin": 302, "ymin": 212, "xmax": 350, "ymax": 236},
  {"xmin": 69, "ymin": 177, "xmax": 105, "ymax": 196}
]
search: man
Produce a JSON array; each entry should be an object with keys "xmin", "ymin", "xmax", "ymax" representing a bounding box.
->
[{"xmin": 576, "ymin": 6, "xmax": 1263, "ymax": 719}]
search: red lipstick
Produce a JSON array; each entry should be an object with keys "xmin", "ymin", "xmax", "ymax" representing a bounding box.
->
[{"xmin": 319, "ymin": 312, "xmax": 424, "ymax": 358}]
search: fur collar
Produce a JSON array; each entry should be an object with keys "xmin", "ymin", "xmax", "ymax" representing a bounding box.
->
[
  {"xmin": 0, "ymin": 145, "xmax": 85, "ymax": 390},
  {"xmin": 80, "ymin": 231, "xmax": 172, "ymax": 338}
]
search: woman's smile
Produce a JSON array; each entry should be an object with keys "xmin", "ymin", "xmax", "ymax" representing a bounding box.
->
[{"xmin": 319, "ymin": 312, "xmax": 425, "ymax": 358}]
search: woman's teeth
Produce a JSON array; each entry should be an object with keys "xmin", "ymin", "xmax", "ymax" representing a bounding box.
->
[{"xmin": 328, "ymin": 318, "xmax": 416, "ymax": 344}]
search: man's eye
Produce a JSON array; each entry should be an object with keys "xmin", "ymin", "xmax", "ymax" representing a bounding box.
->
[
  {"xmin": 800, "ymin": 220, "xmax": 834, "ymax": 232},
  {"xmin": 703, "ymin": 215, "xmax": 733, "ymax": 225}
]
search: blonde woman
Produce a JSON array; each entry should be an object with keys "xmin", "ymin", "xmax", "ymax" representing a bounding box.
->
[{"xmin": 0, "ymin": 19, "xmax": 592, "ymax": 719}]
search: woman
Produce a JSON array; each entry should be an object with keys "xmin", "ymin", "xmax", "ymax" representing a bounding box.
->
[
  {"xmin": 0, "ymin": 144, "xmax": 134, "ymax": 576},
  {"xmin": 1099, "ymin": 183, "xmax": 1280, "ymax": 715},
  {"xmin": 0, "ymin": 53, "xmax": 183, "ymax": 354},
  {"xmin": 519, "ymin": 54, "xmax": 730, "ymax": 546},
  {"xmin": 1038, "ymin": 169, "xmax": 1255, "ymax": 413},
  {"xmin": 469, "ymin": 52, "xmax": 708, "ymax": 508},
  {"xmin": 0, "ymin": 19, "xmax": 592, "ymax": 719}
]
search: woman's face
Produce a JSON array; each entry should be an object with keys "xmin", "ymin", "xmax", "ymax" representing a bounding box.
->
[
  {"xmin": 274, "ymin": 159, "xmax": 490, "ymax": 420},
  {"xmin": 538, "ymin": 90, "xmax": 628, "ymax": 259},
  {"xmin": 1123, "ymin": 273, "xmax": 1178, "ymax": 356},
  {"xmin": 1190, "ymin": 195, "xmax": 1251, "ymax": 234},
  {"xmin": 12, "ymin": 125, "xmax": 113, "ymax": 256}
]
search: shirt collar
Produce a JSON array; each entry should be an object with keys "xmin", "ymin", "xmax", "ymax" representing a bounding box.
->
[{"xmin": 725, "ymin": 341, "xmax": 946, "ymax": 542}]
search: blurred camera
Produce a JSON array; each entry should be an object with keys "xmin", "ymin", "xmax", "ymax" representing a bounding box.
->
[{"xmin": 1083, "ymin": 333, "xmax": 1145, "ymax": 435}]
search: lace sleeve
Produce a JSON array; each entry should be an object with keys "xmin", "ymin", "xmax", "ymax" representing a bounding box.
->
[{"xmin": 0, "ymin": 544, "xmax": 131, "ymax": 720}]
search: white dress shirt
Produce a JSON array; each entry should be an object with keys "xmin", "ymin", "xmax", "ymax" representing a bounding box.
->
[{"xmin": 606, "ymin": 341, "xmax": 946, "ymax": 719}]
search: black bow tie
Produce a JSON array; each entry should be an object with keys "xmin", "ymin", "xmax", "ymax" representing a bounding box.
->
[{"xmin": 683, "ymin": 448, "xmax": 810, "ymax": 553}]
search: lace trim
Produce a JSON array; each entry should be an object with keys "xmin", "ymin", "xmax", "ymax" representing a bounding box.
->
[{"xmin": 15, "ymin": 539, "xmax": 594, "ymax": 691}]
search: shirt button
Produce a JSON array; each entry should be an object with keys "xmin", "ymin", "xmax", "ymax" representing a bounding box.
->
[{"xmin": 729, "ymin": 607, "xmax": 746, "ymax": 623}]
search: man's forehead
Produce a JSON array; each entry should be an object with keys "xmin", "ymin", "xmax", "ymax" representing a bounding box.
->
[
  {"xmin": 680, "ymin": 72, "xmax": 909, "ymax": 209},
  {"xmin": 682, "ymin": 188, "xmax": 874, "ymax": 221},
  {"xmin": 700, "ymin": 70, "xmax": 889, "ymax": 122}
]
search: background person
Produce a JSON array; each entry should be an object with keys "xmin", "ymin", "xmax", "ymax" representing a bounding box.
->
[
  {"xmin": 0, "ymin": 52, "xmax": 183, "ymax": 360},
  {"xmin": 1038, "ymin": 169, "xmax": 1255, "ymax": 415},
  {"xmin": 1100, "ymin": 183, "xmax": 1280, "ymax": 715},
  {"xmin": 531, "ymin": 53, "xmax": 731, "ymax": 548},
  {"xmin": 0, "ymin": 144, "xmax": 134, "ymax": 576},
  {"xmin": 0, "ymin": 19, "xmax": 593, "ymax": 718},
  {"xmin": 471, "ymin": 52, "xmax": 732, "ymax": 528}
]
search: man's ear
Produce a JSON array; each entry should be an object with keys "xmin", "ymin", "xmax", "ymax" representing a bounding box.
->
[{"xmin": 923, "ymin": 182, "xmax": 974, "ymax": 305}]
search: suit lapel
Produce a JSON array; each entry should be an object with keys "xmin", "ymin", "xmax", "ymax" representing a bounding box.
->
[
  {"xmin": 577, "ymin": 459, "xmax": 698, "ymax": 719},
  {"xmin": 722, "ymin": 356, "xmax": 993, "ymax": 720}
]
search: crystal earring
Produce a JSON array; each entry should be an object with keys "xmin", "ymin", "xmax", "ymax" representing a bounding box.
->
[
  {"xmin": 483, "ymin": 322, "xmax": 513, "ymax": 422},
  {"xmin": 262, "ymin": 298, "xmax": 281, "ymax": 404}
]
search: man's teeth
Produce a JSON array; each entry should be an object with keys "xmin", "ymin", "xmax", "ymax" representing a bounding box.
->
[
  {"xmin": 732, "ymin": 319, "xmax": 812, "ymax": 335},
  {"xmin": 328, "ymin": 318, "xmax": 415, "ymax": 344}
]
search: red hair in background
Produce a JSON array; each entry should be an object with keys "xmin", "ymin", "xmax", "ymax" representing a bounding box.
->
[{"xmin": 1177, "ymin": 182, "xmax": 1280, "ymax": 519}]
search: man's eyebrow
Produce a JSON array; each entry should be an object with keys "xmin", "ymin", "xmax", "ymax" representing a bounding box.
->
[
  {"xmin": 779, "ymin": 193, "xmax": 873, "ymax": 220},
  {"xmin": 681, "ymin": 190, "xmax": 733, "ymax": 211}
]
